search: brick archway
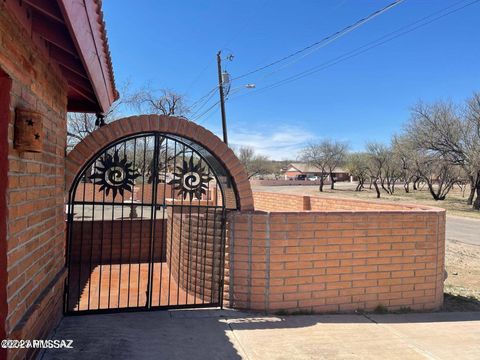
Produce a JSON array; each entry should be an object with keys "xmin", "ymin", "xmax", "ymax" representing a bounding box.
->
[{"xmin": 66, "ymin": 115, "xmax": 253, "ymax": 210}]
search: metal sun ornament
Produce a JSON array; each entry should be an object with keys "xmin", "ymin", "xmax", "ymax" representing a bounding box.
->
[
  {"xmin": 89, "ymin": 149, "xmax": 140, "ymax": 199},
  {"xmin": 170, "ymin": 156, "xmax": 213, "ymax": 201}
]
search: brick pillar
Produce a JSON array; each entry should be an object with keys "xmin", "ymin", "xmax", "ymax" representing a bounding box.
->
[{"xmin": 166, "ymin": 207, "xmax": 224, "ymax": 303}]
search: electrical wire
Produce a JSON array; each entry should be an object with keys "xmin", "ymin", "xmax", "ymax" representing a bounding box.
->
[
  {"xmin": 230, "ymin": 0, "xmax": 479, "ymax": 100},
  {"xmin": 186, "ymin": 0, "xmax": 269, "ymax": 123},
  {"xmin": 189, "ymin": 86, "xmax": 217, "ymax": 108},
  {"xmin": 263, "ymin": 1, "xmax": 404, "ymax": 78},
  {"xmin": 184, "ymin": 60, "xmax": 216, "ymax": 95},
  {"xmin": 193, "ymin": 84, "xmax": 234, "ymax": 124},
  {"xmin": 196, "ymin": 107, "xmax": 220, "ymax": 126},
  {"xmin": 231, "ymin": 0, "xmax": 404, "ymax": 82},
  {"xmin": 191, "ymin": 100, "xmax": 221, "ymax": 122},
  {"xmin": 189, "ymin": 88, "xmax": 218, "ymax": 118}
]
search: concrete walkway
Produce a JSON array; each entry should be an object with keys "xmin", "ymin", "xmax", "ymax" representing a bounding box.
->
[{"xmin": 41, "ymin": 309, "xmax": 480, "ymax": 360}]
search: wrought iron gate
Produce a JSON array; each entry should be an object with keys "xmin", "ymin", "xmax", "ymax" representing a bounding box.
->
[{"xmin": 65, "ymin": 132, "xmax": 236, "ymax": 314}]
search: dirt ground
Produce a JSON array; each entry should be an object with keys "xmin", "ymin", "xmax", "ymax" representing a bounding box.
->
[
  {"xmin": 444, "ymin": 240, "xmax": 480, "ymax": 311},
  {"xmin": 252, "ymin": 183, "xmax": 480, "ymax": 311}
]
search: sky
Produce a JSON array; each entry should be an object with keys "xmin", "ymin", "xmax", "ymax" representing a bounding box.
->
[{"xmin": 103, "ymin": 0, "xmax": 480, "ymax": 160}]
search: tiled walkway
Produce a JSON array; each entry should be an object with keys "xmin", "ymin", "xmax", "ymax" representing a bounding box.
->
[{"xmin": 69, "ymin": 262, "xmax": 204, "ymax": 311}]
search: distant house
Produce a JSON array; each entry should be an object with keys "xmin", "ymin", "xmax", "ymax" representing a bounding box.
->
[{"xmin": 283, "ymin": 163, "xmax": 350, "ymax": 182}]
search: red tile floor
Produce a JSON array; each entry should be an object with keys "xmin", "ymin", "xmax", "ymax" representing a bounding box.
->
[{"xmin": 68, "ymin": 262, "xmax": 212, "ymax": 311}]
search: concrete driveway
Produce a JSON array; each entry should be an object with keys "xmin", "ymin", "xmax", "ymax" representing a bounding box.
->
[
  {"xmin": 446, "ymin": 216, "xmax": 480, "ymax": 246},
  {"xmin": 41, "ymin": 309, "xmax": 480, "ymax": 360}
]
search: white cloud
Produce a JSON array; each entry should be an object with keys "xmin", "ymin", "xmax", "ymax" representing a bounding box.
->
[{"xmin": 227, "ymin": 125, "xmax": 316, "ymax": 160}]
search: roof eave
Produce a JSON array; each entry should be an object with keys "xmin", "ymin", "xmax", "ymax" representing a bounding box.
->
[{"xmin": 57, "ymin": 0, "xmax": 118, "ymax": 113}]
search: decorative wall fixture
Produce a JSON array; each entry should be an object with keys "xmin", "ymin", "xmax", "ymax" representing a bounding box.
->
[{"xmin": 14, "ymin": 108, "xmax": 43, "ymax": 152}]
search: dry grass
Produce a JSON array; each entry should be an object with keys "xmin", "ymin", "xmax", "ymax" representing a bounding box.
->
[{"xmin": 443, "ymin": 240, "xmax": 480, "ymax": 311}]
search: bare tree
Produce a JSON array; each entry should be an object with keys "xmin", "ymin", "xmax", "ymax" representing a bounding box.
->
[
  {"xmin": 463, "ymin": 93, "xmax": 480, "ymax": 209},
  {"xmin": 128, "ymin": 88, "xmax": 189, "ymax": 116},
  {"xmin": 300, "ymin": 139, "xmax": 348, "ymax": 192},
  {"xmin": 414, "ymin": 152, "xmax": 463, "ymax": 200},
  {"xmin": 67, "ymin": 85, "xmax": 190, "ymax": 152},
  {"xmin": 300, "ymin": 142, "xmax": 328, "ymax": 192},
  {"xmin": 326, "ymin": 141, "xmax": 349, "ymax": 189},
  {"xmin": 405, "ymin": 99, "xmax": 478, "ymax": 207},
  {"xmin": 391, "ymin": 135, "xmax": 421, "ymax": 193},
  {"xmin": 345, "ymin": 152, "xmax": 369, "ymax": 191},
  {"xmin": 67, "ymin": 98, "xmax": 123, "ymax": 150},
  {"xmin": 391, "ymin": 133, "xmax": 462, "ymax": 201},
  {"xmin": 236, "ymin": 146, "xmax": 272, "ymax": 179},
  {"xmin": 365, "ymin": 143, "xmax": 390, "ymax": 198},
  {"xmin": 381, "ymin": 148, "xmax": 400, "ymax": 195},
  {"xmin": 67, "ymin": 82, "xmax": 130, "ymax": 150},
  {"xmin": 365, "ymin": 142, "xmax": 401, "ymax": 197}
]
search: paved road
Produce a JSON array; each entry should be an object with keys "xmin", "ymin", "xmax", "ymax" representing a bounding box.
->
[
  {"xmin": 42, "ymin": 309, "xmax": 480, "ymax": 360},
  {"xmin": 446, "ymin": 216, "xmax": 480, "ymax": 246}
]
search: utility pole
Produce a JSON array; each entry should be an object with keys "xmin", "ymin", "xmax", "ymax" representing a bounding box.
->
[{"xmin": 217, "ymin": 50, "xmax": 228, "ymax": 145}]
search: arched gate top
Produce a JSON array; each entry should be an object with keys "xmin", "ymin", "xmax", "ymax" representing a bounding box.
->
[{"xmin": 66, "ymin": 115, "xmax": 254, "ymax": 211}]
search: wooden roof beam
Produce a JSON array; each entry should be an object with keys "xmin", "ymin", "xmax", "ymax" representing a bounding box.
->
[
  {"xmin": 59, "ymin": 66, "xmax": 95, "ymax": 95},
  {"xmin": 68, "ymin": 83, "xmax": 98, "ymax": 107},
  {"xmin": 49, "ymin": 45, "xmax": 88, "ymax": 80},
  {"xmin": 31, "ymin": 11, "xmax": 76, "ymax": 55},
  {"xmin": 24, "ymin": 0, "xmax": 64, "ymax": 24}
]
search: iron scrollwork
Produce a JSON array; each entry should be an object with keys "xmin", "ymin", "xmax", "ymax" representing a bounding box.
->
[
  {"xmin": 169, "ymin": 156, "xmax": 213, "ymax": 201},
  {"xmin": 89, "ymin": 149, "xmax": 140, "ymax": 198}
]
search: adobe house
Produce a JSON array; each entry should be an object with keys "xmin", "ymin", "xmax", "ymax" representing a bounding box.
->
[{"xmin": 0, "ymin": 1, "xmax": 116, "ymax": 358}]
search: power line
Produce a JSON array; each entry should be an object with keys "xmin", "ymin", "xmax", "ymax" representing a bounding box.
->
[
  {"xmin": 190, "ymin": 73, "xmax": 236, "ymax": 122},
  {"xmin": 231, "ymin": 0, "xmax": 404, "ymax": 82},
  {"xmin": 188, "ymin": 0, "xmax": 403, "ymax": 119},
  {"xmin": 262, "ymin": 1, "xmax": 404, "ymax": 78},
  {"xmin": 191, "ymin": 100, "xmax": 221, "ymax": 122},
  {"xmin": 188, "ymin": 0, "xmax": 270, "ymax": 126},
  {"xmin": 230, "ymin": 0, "xmax": 479, "ymax": 100},
  {"xmin": 186, "ymin": 1, "xmax": 270, "ymax": 116},
  {"xmin": 189, "ymin": 86, "xmax": 217, "ymax": 108},
  {"xmin": 196, "ymin": 107, "xmax": 220, "ymax": 126},
  {"xmin": 189, "ymin": 88, "xmax": 218, "ymax": 118},
  {"xmin": 184, "ymin": 60, "xmax": 216, "ymax": 95}
]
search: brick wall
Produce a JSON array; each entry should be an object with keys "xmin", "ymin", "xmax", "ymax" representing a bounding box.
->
[
  {"xmin": 309, "ymin": 197, "xmax": 420, "ymax": 211},
  {"xmin": 69, "ymin": 219, "xmax": 166, "ymax": 264},
  {"xmin": 223, "ymin": 181, "xmax": 238, "ymax": 209},
  {"xmin": 253, "ymin": 192, "xmax": 309, "ymax": 211},
  {"xmin": 67, "ymin": 219, "xmax": 165, "ymax": 311},
  {"xmin": 251, "ymin": 179, "xmax": 324, "ymax": 186},
  {"xmin": 166, "ymin": 207, "xmax": 224, "ymax": 303},
  {"xmin": 74, "ymin": 183, "xmax": 173, "ymax": 203},
  {"xmin": 0, "ymin": 6, "xmax": 68, "ymax": 359},
  {"xmin": 253, "ymin": 192, "xmax": 423, "ymax": 211},
  {"xmin": 227, "ymin": 193, "xmax": 445, "ymax": 313}
]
